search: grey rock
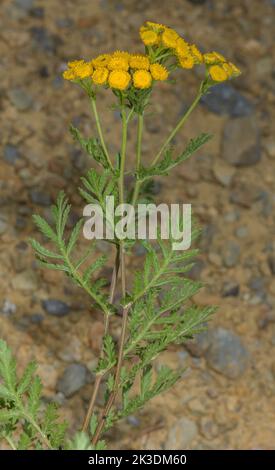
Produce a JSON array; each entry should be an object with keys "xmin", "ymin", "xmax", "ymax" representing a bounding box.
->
[
  {"xmin": 30, "ymin": 27, "xmax": 62, "ymax": 54},
  {"xmin": 222, "ymin": 240, "xmax": 240, "ymax": 268},
  {"xmin": 4, "ymin": 144, "xmax": 20, "ymax": 165},
  {"xmin": 222, "ymin": 282, "xmax": 240, "ymax": 297},
  {"xmin": 8, "ymin": 88, "xmax": 33, "ymax": 111},
  {"xmin": 56, "ymin": 364, "xmax": 89, "ymax": 398},
  {"xmin": 0, "ymin": 219, "xmax": 8, "ymax": 235},
  {"xmin": 249, "ymin": 276, "xmax": 265, "ymax": 292},
  {"xmin": 29, "ymin": 6, "xmax": 44, "ymax": 18},
  {"xmin": 223, "ymin": 117, "xmax": 261, "ymax": 167},
  {"xmin": 205, "ymin": 328, "xmax": 249, "ymax": 379},
  {"xmin": 56, "ymin": 17, "xmax": 74, "ymax": 28},
  {"xmin": 268, "ymin": 255, "xmax": 275, "ymax": 275},
  {"xmin": 229, "ymin": 183, "xmax": 263, "ymax": 208},
  {"xmin": 15, "ymin": 0, "xmax": 33, "ymax": 10},
  {"xmin": 1, "ymin": 299, "xmax": 17, "ymax": 316},
  {"xmin": 11, "ymin": 270, "xmax": 38, "ymax": 291},
  {"xmin": 185, "ymin": 331, "xmax": 212, "ymax": 357},
  {"xmin": 201, "ymin": 84, "xmax": 253, "ymax": 117},
  {"xmin": 30, "ymin": 190, "xmax": 51, "ymax": 206},
  {"xmin": 165, "ymin": 417, "xmax": 198, "ymax": 449},
  {"xmin": 235, "ymin": 226, "xmax": 248, "ymax": 238},
  {"xmin": 29, "ymin": 313, "xmax": 44, "ymax": 324},
  {"xmin": 42, "ymin": 299, "xmax": 70, "ymax": 317}
]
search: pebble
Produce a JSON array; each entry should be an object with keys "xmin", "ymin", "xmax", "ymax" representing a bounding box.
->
[
  {"xmin": 8, "ymin": 88, "xmax": 33, "ymax": 111},
  {"xmin": 213, "ymin": 161, "xmax": 235, "ymax": 187},
  {"xmin": 1, "ymin": 299, "xmax": 17, "ymax": 316},
  {"xmin": 30, "ymin": 190, "xmax": 51, "ymax": 206},
  {"xmin": 185, "ymin": 331, "xmax": 212, "ymax": 357},
  {"xmin": 205, "ymin": 328, "xmax": 249, "ymax": 379},
  {"xmin": 11, "ymin": 270, "xmax": 38, "ymax": 291},
  {"xmin": 15, "ymin": 0, "xmax": 33, "ymax": 10},
  {"xmin": 229, "ymin": 183, "xmax": 263, "ymax": 208},
  {"xmin": 264, "ymin": 139, "xmax": 275, "ymax": 158},
  {"xmin": 42, "ymin": 299, "xmax": 71, "ymax": 317},
  {"xmin": 199, "ymin": 417, "xmax": 219, "ymax": 439},
  {"xmin": 29, "ymin": 6, "xmax": 44, "ymax": 18},
  {"xmin": 4, "ymin": 144, "xmax": 21, "ymax": 165},
  {"xmin": 222, "ymin": 240, "xmax": 240, "ymax": 268},
  {"xmin": 30, "ymin": 27, "xmax": 61, "ymax": 54},
  {"xmin": 187, "ymin": 0, "xmax": 207, "ymax": 3},
  {"xmin": 222, "ymin": 117, "xmax": 261, "ymax": 166},
  {"xmin": 201, "ymin": 84, "xmax": 253, "ymax": 117},
  {"xmin": 267, "ymin": 255, "xmax": 275, "ymax": 275},
  {"xmin": 56, "ymin": 363, "xmax": 89, "ymax": 398},
  {"xmin": 0, "ymin": 218, "xmax": 8, "ymax": 235},
  {"xmin": 165, "ymin": 417, "xmax": 198, "ymax": 449},
  {"xmin": 222, "ymin": 281, "xmax": 240, "ymax": 297},
  {"xmin": 235, "ymin": 226, "xmax": 248, "ymax": 238}
]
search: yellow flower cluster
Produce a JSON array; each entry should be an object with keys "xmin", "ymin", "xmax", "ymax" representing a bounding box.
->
[
  {"xmin": 62, "ymin": 21, "xmax": 240, "ymax": 90},
  {"xmin": 63, "ymin": 49, "xmax": 169, "ymax": 91},
  {"xmin": 139, "ymin": 21, "xmax": 241, "ymax": 82}
]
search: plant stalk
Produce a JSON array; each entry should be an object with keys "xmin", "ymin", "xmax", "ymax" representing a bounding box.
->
[{"xmin": 90, "ymin": 98, "xmax": 113, "ymax": 170}]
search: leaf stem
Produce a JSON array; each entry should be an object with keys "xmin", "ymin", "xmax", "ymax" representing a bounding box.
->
[
  {"xmin": 90, "ymin": 98, "xmax": 113, "ymax": 170},
  {"xmin": 150, "ymin": 87, "xmax": 203, "ymax": 168},
  {"xmin": 131, "ymin": 113, "xmax": 144, "ymax": 208},
  {"xmin": 5, "ymin": 435, "xmax": 16, "ymax": 450}
]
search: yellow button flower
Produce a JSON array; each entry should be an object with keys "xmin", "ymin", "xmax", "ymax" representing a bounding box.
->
[
  {"xmin": 228, "ymin": 61, "xmax": 241, "ymax": 76},
  {"xmin": 108, "ymin": 70, "xmax": 131, "ymax": 90},
  {"xmin": 150, "ymin": 63, "xmax": 169, "ymax": 81},
  {"xmin": 175, "ymin": 37, "xmax": 190, "ymax": 57},
  {"xmin": 178, "ymin": 55, "xmax": 194, "ymax": 69},
  {"xmin": 108, "ymin": 56, "xmax": 129, "ymax": 71},
  {"xmin": 190, "ymin": 44, "xmax": 203, "ymax": 64},
  {"xmin": 209, "ymin": 65, "xmax": 228, "ymax": 82},
  {"xmin": 146, "ymin": 21, "xmax": 165, "ymax": 32},
  {"xmin": 113, "ymin": 50, "xmax": 130, "ymax": 60},
  {"xmin": 140, "ymin": 29, "xmax": 159, "ymax": 46},
  {"xmin": 161, "ymin": 28, "xmax": 179, "ymax": 49},
  {"xmin": 129, "ymin": 54, "xmax": 150, "ymax": 70},
  {"xmin": 92, "ymin": 54, "xmax": 111, "ymax": 68},
  {"xmin": 74, "ymin": 62, "xmax": 93, "ymax": 79},
  {"xmin": 92, "ymin": 67, "xmax": 109, "ymax": 85},
  {"xmin": 133, "ymin": 70, "xmax": 152, "ymax": 89},
  {"xmin": 204, "ymin": 51, "xmax": 226, "ymax": 65},
  {"xmin": 68, "ymin": 59, "xmax": 84, "ymax": 69},
  {"xmin": 63, "ymin": 69, "xmax": 76, "ymax": 81}
]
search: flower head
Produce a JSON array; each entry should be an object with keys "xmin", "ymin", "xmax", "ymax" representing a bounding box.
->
[
  {"xmin": 74, "ymin": 62, "xmax": 93, "ymax": 79},
  {"xmin": 190, "ymin": 44, "xmax": 203, "ymax": 64},
  {"xmin": 140, "ymin": 29, "xmax": 159, "ymax": 46},
  {"xmin": 92, "ymin": 54, "xmax": 111, "ymax": 68},
  {"xmin": 133, "ymin": 70, "xmax": 152, "ymax": 89},
  {"xmin": 161, "ymin": 28, "xmax": 179, "ymax": 49},
  {"xmin": 204, "ymin": 51, "xmax": 226, "ymax": 65},
  {"xmin": 113, "ymin": 50, "xmax": 130, "ymax": 60},
  {"xmin": 108, "ymin": 70, "xmax": 131, "ymax": 90},
  {"xmin": 209, "ymin": 65, "xmax": 228, "ymax": 82},
  {"xmin": 63, "ymin": 69, "xmax": 76, "ymax": 81},
  {"xmin": 178, "ymin": 55, "xmax": 194, "ymax": 69},
  {"xmin": 92, "ymin": 67, "xmax": 109, "ymax": 85},
  {"xmin": 129, "ymin": 54, "xmax": 150, "ymax": 70},
  {"xmin": 146, "ymin": 21, "xmax": 166, "ymax": 32},
  {"xmin": 68, "ymin": 59, "xmax": 84, "ymax": 69},
  {"xmin": 108, "ymin": 55, "xmax": 129, "ymax": 71},
  {"xmin": 175, "ymin": 37, "xmax": 190, "ymax": 57},
  {"xmin": 150, "ymin": 63, "xmax": 169, "ymax": 81}
]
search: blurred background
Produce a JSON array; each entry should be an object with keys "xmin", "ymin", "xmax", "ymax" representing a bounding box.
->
[{"xmin": 1, "ymin": 0, "xmax": 275, "ymax": 449}]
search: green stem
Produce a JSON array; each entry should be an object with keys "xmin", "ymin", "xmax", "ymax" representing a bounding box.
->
[
  {"xmin": 150, "ymin": 87, "xmax": 203, "ymax": 167},
  {"xmin": 90, "ymin": 98, "xmax": 113, "ymax": 170},
  {"xmin": 5, "ymin": 435, "xmax": 16, "ymax": 450},
  {"xmin": 131, "ymin": 114, "xmax": 144, "ymax": 207},
  {"xmin": 119, "ymin": 104, "xmax": 128, "ymax": 205},
  {"xmin": 22, "ymin": 412, "xmax": 52, "ymax": 449}
]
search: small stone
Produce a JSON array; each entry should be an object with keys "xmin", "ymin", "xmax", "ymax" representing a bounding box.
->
[
  {"xmin": 267, "ymin": 255, "xmax": 275, "ymax": 275},
  {"xmin": 201, "ymin": 84, "xmax": 253, "ymax": 117},
  {"xmin": 205, "ymin": 328, "xmax": 249, "ymax": 379},
  {"xmin": 223, "ymin": 117, "xmax": 261, "ymax": 167},
  {"xmin": 127, "ymin": 415, "xmax": 140, "ymax": 427},
  {"xmin": 30, "ymin": 313, "xmax": 44, "ymax": 324},
  {"xmin": 199, "ymin": 417, "xmax": 219, "ymax": 439},
  {"xmin": 222, "ymin": 282, "xmax": 240, "ymax": 297},
  {"xmin": 165, "ymin": 417, "xmax": 198, "ymax": 449},
  {"xmin": 4, "ymin": 144, "xmax": 20, "ymax": 165},
  {"xmin": 213, "ymin": 161, "xmax": 235, "ymax": 187},
  {"xmin": 1, "ymin": 299, "xmax": 17, "ymax": 316},
  {"xmin": 56, "ymin": 363, "xmax": 89, "ymax": 398},
  {"xmin": 188, "ymin": 398, "xmax": 205, "ymax": 414},
  {"xmin": 42, "ymin": 299, "xmax": 70, "ymax": 317},
  {"xmin": 223, "ymin": 211, "xmax": 240, "ymax": 223},
  {"xmin": 208, "ymin": 252, "xmax": 222, "ymax": 267},
  {"xmin": 264, "ymin": 139, "xmax": 275, "ymax": 158},
  {"xmin": 15, "ymin": 0, "xmax": 33, "ymax": 10},
  {"xmin": 11, "ymin": 270, "xmax": 38, "ymax": 292},
  {"xmin": 0, "ymin": 219, "xmax": 8, "ymax": 235},
  {"xmin": 8, "ymin": 88, "xmax": 33, "ymax": 111},
  {"xmin": 29, "ymin": 6, "xmax": 44, "ymax": 18},
  {"xmin": 30, "ymin": 190, "xmax": 51, "ymax": 206},
  {"xmin": 235, "ymin": 226, "xmax": 248, "ymax": 238},
  {"xmin": 30, "ymin": 27, "xmax": 62, "ymax": 54},
  {"xmin": 187, "ymin": 0, "xmax": 207, "ymax": 3},
  {"xmin": 185, "ymin": 331, "xmax": 211, "ymax": 357},
  {"xmin": 222, "ymin": 240, "xmax": 240, "ymax": 268},
  {"xmin": 249, "ymin": 276, "xmax": 265, "ymax": 292},
  {"xmin": 230, "ymin": 183, "xmax": 263, "ymax": 208}
]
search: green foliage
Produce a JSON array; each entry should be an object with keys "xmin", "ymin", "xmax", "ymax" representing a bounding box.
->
[
  {"xmin": 136, "ymin": 133, "xmax": 212, "ymax": 181},
  {"xmin": 0, "ymin": 339, "xmax": 67, "ymax": 450},
  {"xmin": 70, "ymin": 125, "xmax": 111, "ymax": 170},
  {"xmin": 30, "ymin": 191, "xmax": 114, "ymax": 317}
]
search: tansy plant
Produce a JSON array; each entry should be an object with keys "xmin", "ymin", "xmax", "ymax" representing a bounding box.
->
[{"xmin": 0, "ymin": 22, "xmax": 240, "ymax": 450}]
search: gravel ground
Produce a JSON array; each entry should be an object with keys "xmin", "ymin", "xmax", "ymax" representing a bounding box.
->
[{"xmin": 1, "ymin": 0, "xmax": 275, "ymax": 449}]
